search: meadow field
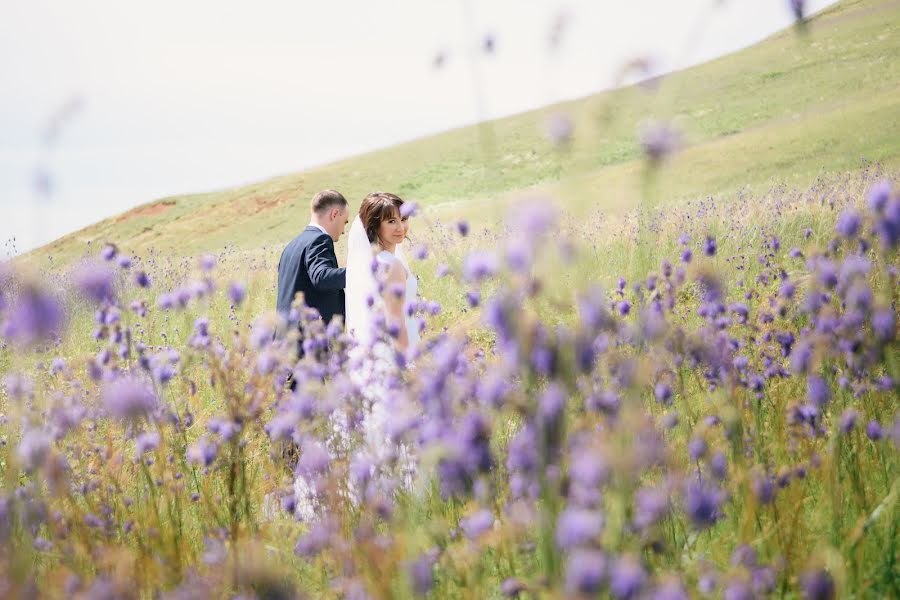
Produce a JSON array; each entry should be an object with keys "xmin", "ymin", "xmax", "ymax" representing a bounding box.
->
[{"xmin": 1, "ymin": 0, "xmax": 899, "ymax": 598}]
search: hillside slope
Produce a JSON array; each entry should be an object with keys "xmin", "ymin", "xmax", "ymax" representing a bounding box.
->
[{"xmin": 29, "ymin": 0, "xmax": 900, "ymax": 267}]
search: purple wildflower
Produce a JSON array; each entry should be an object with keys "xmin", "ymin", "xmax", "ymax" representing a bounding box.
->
[
  {"xmin": 638, "ymin": 120, "xmax": 681, "ymax": 162},
  {"xmin": 400, "ymin": 202, "xmax": 419, "ymax": 217},
  {"xmin": 462, "ymin": 251, "xmax": 499, "ymax": 282},
  {"xmin": 865, "ymin": 420, "xmax": 882, "ymax": 441},
  {"xmin": 460, "ymin": 509, "xmax": 494, "ymax": 540},
  {"xmin": 100, "ymin": 243, "xmax": 118, "ymax": 260},
  {"xmin": 872, "ymin": 308, "xmax": 895, "ymax": 342},
  {"xmin": 102, "ymin": 377, "xmax": 157, "ymax": 421},
  {"xmin": 565, "ymin": 549, "xmax": 607, "ymax": 596},
  {"xmin": 228, "ymin": 281, "xmax": 246, "ymax": 306},
  {"xmin": 703, "ymin": 236, "xmax": 717, "ymax": 257},
  {"xmin": 75, "ymin": 262, "xmax": 116, "ymax": 304},
  {"xmin": 800, "ymin": 569, "xmax": 835, "ymax": 600},
  {"xmin": 294, "ymin": 518, "xmax": 335, "ymax": 558},
  {"xmin": 1, "ymin": 283, "xmax": 64, "ymax": 346},
  {"xmin": 633, "ymin": 486, "xmax": 669, "ymax": 530},
  {"xmin": 688, "ymin": 437, "xmax": 707, "ymax": 461},
  {"xmin": 839, "ymin": 409, "xmax": 857, "ymax": 434},
  {"xmin": 609, "ymin": 555, "xmax": 646, "ymax": 600},
  {"xmin": 555, "ymin": 507, "xmax": 604, "ymax": 549},
  {"xmin": 409, "ymin": 550, "xmax": 436, "ymax": 597},
  {"xmin": 135, "ymin": 270, "xmax": 150, "ymax": 288},
  {"xmin": 17, "ymin": 429, "xmax": 51, "ymax": 472},
  {"xmin": 187, "ymin": 436, "xmax": 218, "ymax": 466},
  {"xmin": 135, "ymin": 431, "xmax": 160, "ymax": 456},
  {"xmin": 834, "ymin": 209, "xmax": 861, "ymax": 238},
  {"xmin": 806, "ymin": 375, "xmax": 830, "ymax": 407},
  {"xmin": 296, "ymin": 440, "xmax": 331, "ymax": 479},
  {"xmin": 546, "ymin": 113, "xmax": 574, "ymax": 145},
  {"xmin": 683, "ymin": 480, "xmax": 725, "ymax": 529}
]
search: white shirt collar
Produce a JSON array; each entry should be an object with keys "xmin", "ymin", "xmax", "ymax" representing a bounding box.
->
[{"xmin": 308, "ymin": 223, "xmax": 329, "ymax": 236}]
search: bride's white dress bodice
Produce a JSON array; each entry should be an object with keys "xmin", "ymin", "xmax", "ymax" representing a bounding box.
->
[{"xmin": 376, "ymin": 250, "xmax": 420, "ymax": 350}]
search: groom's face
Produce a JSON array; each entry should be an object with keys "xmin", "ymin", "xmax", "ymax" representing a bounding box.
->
[{"xmin": 326, "ymin": 205, "xmax": 350, "ymax": 242}]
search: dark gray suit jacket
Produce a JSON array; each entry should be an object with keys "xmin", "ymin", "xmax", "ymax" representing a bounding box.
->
[{"xmin": 276, "ymin": 226, "xmax": 346, "ymax": 327}]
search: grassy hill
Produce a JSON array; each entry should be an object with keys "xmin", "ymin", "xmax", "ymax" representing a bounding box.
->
[{"xmin": 28, "ymin": 0, "xmax": 900, "ymax": 267}]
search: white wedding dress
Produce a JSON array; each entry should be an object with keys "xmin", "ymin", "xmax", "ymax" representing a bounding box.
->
[{"xmin": 290, "ymin": 217, "xmax": 420, "ymax": 521}]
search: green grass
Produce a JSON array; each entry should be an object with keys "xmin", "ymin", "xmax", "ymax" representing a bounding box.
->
[{"xmin": 20, "ymin": 0, "xmax": 900, "ymax": 270}]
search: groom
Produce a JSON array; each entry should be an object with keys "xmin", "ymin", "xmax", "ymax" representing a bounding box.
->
[{"xmin": 276, "ymin": 189, "xmax": 350, "ymax": 356}]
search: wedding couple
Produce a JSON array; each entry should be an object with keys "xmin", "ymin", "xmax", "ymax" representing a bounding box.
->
[
  {"xmin": 275, "ymin": 188, "xmax": 420, "ymax": 359},
  {"xmin": 274, "ymin": 189, "xmax": 420, "ymax": 520}
]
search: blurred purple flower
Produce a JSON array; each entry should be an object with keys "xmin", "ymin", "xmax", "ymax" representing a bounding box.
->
[
  {"xmin": 652, "ymin": 579, "xmax": 688, "ymax": 600},
  {"xmin": 688, "ymin": 437, "xmax": 707, "ymax": 461},
  {"xmin": 460, "ymin": 509, "xmax": 494, "ymax": 540},
  {"xmin": 839, "ymin": 409, "xmax": 857, "ymax": 434},
  {"xmin": 546, "ymin": 113, "xmax": 573, "ymax": 145},
  {"xmin": 565, "ymin": 549, "xmax": 607, "ymax": 596},
  {"xmin": 294, "ymin": 518, "xmax": 335, "ymax": 558},
  {"xmin": 1, "ymin": 284, "xmax": 64, "ymax": 346},
  {"xmin": 198, "ymin": 253, "xmax": 216, "ymax": 272},
  {"xmin": 806, "ymin": 375, "xmax": 830, "ymax": 407},
  {"xmin": 752, "ymin": 473, "xmax": 775, "ymax": 505},
  {"xmin": 500, "ymin": 578, "xmax": 526, "ymax": 597},
  {"xmin": 703, "ymin": 236, "xmax": 717, "ymax": 257},
  {"xmin": 834, "ymin": 209, "xmax": 861, "ymax": 238},
  {"xmin": 187, "ymin": 436, "xmax": 218, "ymax": 466},
  {"xmin": 633, "ymin": 486, "xmax": 669, "ymax": 530},
  {"xmin": 800, "ymin": 568, "xmax": 835, "ymax": 600},
  {"xmin": 865, "ymin": 420, "xmax": 882, "ymax": 441},
  {"xmin": 399, "ymin": 201, "xmax": 419, "ymax": 218},
  {"xmin": 609, "ymin": 555, "xmax": 646, "ymax": 600},
  {"xmin": 135, "ymin": 431, "xmax": 160, "ymax": 456},
  {"xmin": 462, "ymin": 251, "xmax": 499, "ymax": 282},
  {"xmin": 228, "ymin": 281, "xmax": 247, "ymax": 306},
  {"xmin": 100, "ymin": 243, "xmax": 117, "ymax": 260},
  {"xmin": 102, "ymin": 377, "xmax": 157, "ymax": 421},
  {"xmin": 17, "ymin": 429, "xmax": 51, "ymax": 472},
  {"xmin": 872, "ymin": 308, "xmax": 895, "ymax": 342},
  {"xmin": 639, "ymin": 120, "xmax": 681, "ymax": 162},
  {"xmin": 456, "ymin": 221, "xmax": 469, "ymax": 237},
  {"xmin": 296, "ymin": 440, "xmax": 331, "ymax": 479},
  {"xmin": 555, "ymin": 507, "xmax": 604, "ymax": 549},
  {"xmin": 135, "ymin": 270, "xmax": 150, "ymax": 288},
  {"xmin": 683, "ymin": 480, "xmax": 725, "ymax": 529},
  {"xmin": 409, "ymin": 550, "xmax": 437, "ymax": 597},
  {"xmin": 867, "ymin": 180, "xmax": 891, "ymax": 212},
  {"xmin": 75, "ymin": 262, "xmax": 116, "ymax": 304},
  {"xmin": 654, "ymin": 382, "xmax": 673, "ymax": 405}
]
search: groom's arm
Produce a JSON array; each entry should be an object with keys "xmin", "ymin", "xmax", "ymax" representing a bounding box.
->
[{"xmin": 306, "ymin": 235, "xmax": 346, "ymax": 291}]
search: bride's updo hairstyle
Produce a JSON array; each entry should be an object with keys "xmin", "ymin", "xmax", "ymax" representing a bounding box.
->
[{"xmin": 359, "ymin": 192, "xmax": 404, "ymax": 246}]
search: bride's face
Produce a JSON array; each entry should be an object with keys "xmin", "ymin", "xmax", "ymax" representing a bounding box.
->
[{"xmin": 378, "ymin": 209, "xmax": 410, "ymax": 247}]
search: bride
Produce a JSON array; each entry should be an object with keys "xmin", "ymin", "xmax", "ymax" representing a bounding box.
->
[
  {"xmin": 292, "ymin": 192, "xmax": 420, "ymax": 521},
  {"xmin": 346, "ymin": 191, "xmax": 420, "ymax": 354}
]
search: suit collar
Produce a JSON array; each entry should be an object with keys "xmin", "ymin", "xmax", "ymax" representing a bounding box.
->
[{"xmin": 307, "ymin": 223, "xmax": 329, "ymax": 237}]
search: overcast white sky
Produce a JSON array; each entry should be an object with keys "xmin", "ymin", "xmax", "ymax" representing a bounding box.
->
[{"xmin": 1, "ymin": 0, "xmax": 839, "ymax": 256}]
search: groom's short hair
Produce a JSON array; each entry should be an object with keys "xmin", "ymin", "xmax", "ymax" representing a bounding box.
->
[{"xmin": 311, "ymin": 189, "xmax": 348, "ymax": 214}]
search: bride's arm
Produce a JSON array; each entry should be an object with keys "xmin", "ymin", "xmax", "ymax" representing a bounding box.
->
[{"xmin": 382, "ymin": 260, "xmax": 409, "ymax": 351}]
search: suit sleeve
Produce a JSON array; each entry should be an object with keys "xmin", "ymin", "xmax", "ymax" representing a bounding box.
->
[{"xmin": 306, "ymin": 235, "xmax": 346, "ymax": 291}]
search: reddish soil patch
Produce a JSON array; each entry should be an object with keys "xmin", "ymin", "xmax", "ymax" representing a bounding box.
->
[{"xmin": 116, "ymin": 199, "xmax": 176, "ymax": 223}]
